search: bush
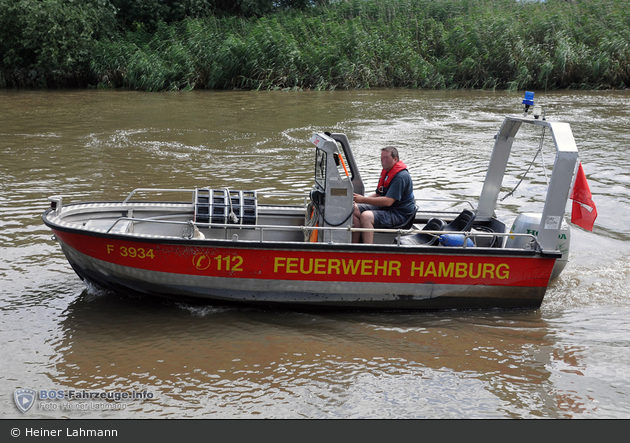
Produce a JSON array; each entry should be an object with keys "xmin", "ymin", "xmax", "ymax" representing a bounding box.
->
[
  {"xmin": 2, "ymin": 0, "xmax": 629, "ymax": 90},
  {"xmin": 0, "ymin": 0, "xmax": 117, "ymax": 87}
]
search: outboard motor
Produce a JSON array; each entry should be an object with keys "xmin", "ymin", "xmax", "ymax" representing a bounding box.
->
[{"xmin": 506, "ymin": 213, "xmax": 571, "ymax": 280}]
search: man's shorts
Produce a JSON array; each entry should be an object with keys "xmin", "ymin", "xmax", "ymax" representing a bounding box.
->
[{"xmin": 357, "ymin": 204, "xmax": 409, "ymax": 228}]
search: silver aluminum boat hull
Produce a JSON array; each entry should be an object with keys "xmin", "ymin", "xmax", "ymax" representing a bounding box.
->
[{"xmin": 50, "ymin": 224, "xmax": 554, "ymax": 310}]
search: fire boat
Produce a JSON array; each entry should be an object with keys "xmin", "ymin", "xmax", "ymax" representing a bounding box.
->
[{"xmin": 43, "ymin": 93, "xmax": 596, "ymax": 310}]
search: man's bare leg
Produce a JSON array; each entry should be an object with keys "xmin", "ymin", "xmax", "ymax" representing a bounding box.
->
[{"xmin": 359, "ymin": 211, "xmax": 376, "ymax": 244}]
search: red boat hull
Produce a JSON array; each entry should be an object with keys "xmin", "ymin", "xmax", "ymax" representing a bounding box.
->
[{"xmin": 51, "ymin": 228, "xmax": 556, "ymax": 310}]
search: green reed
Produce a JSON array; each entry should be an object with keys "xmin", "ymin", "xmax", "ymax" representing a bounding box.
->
[{"xmin": 5, "ymin": 0, "xmax": 629, "ymax": 91}]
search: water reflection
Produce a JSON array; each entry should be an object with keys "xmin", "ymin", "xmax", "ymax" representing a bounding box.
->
[{"xmin": 45, "ymin": 288, "xmax": 599, "ymax": 418}]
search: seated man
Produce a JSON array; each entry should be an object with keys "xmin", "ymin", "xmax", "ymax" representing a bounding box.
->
[{"xmin": 352, "ymin": 146, "xmax": 415, "ymax": 244}]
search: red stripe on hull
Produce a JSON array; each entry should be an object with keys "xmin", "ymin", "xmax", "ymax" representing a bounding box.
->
[{"xmin": 53, "ymin": 230, "xmax": 555, "ymax": 288}]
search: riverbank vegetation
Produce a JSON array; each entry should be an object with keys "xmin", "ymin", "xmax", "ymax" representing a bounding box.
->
[{"xmin": 1, "ymin": 0, "xmax": 628, "ymax": 91}]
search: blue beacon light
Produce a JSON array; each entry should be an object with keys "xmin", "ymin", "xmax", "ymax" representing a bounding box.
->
[{"xmin": 522, "ymin": 91, "xmax": 534, "ymax": 115}]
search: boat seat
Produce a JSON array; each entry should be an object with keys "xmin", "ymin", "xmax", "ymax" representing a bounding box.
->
[
  {"xmin": 471, "ymin": 225, "xmax": 498, "ymax": 247},
  {"xmin": 398, "ymin": 217, "xmax": 446, "ymax": 246},
  {"xmin": 443, "ymin": 209, "xmax": 476, "ymax": 232},
  {"xmin": 391, "ymin": 206, "xmax": 418, "ymax": 230}
]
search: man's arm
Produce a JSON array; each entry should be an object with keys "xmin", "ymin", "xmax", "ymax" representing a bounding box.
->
[{"xmin": 353, "ymin": 193, "xmax": 395, "ymax": 207}]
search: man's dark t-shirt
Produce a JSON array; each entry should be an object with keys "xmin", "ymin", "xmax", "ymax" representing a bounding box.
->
[
  {"xmin": 380, "ymin": 169, "xmax": 415, "ymax": 215},
  {"xmin": 359, "ymin": 169, "xmax": 416, "ymax": 228}
]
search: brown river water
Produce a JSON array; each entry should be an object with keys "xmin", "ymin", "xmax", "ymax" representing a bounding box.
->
[{"xmin": 1, "ymin": 88, "xmax": 630, "ymax": 418}]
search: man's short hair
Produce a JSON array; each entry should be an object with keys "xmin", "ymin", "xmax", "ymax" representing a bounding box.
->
[{"xmin": 381, "ymin": 146, "xmax": 399, "ymax": 160}]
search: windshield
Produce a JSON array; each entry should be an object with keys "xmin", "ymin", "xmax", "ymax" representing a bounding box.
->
[{"xmin": 315, "ymin": 148, "xmax": 326, "ymax": 188}]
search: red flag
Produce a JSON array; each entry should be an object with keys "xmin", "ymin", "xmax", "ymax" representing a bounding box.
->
[{"xmin": 570, "ymin": 162, "xmax": 597, "ymax": 231}]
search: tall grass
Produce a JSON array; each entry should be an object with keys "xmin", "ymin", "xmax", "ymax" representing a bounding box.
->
[{"xmin": 9, "ymin": 0, "xmax": 630, "ymax": 91}]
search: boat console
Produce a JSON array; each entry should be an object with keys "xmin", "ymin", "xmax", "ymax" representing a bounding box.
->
[{"xmin": 306, "ymin": 132, "xmax": 362, "ymax": 243}]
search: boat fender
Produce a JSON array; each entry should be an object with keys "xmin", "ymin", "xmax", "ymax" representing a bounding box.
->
[{"xmin": 439, "ymin": 234, "xmax": 474, "ymax": 247}]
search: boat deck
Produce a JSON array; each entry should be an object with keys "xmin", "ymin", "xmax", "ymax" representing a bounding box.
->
[{"xmin": 46, "ymin": 197, "xmax": 523, "ymax": 250}]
